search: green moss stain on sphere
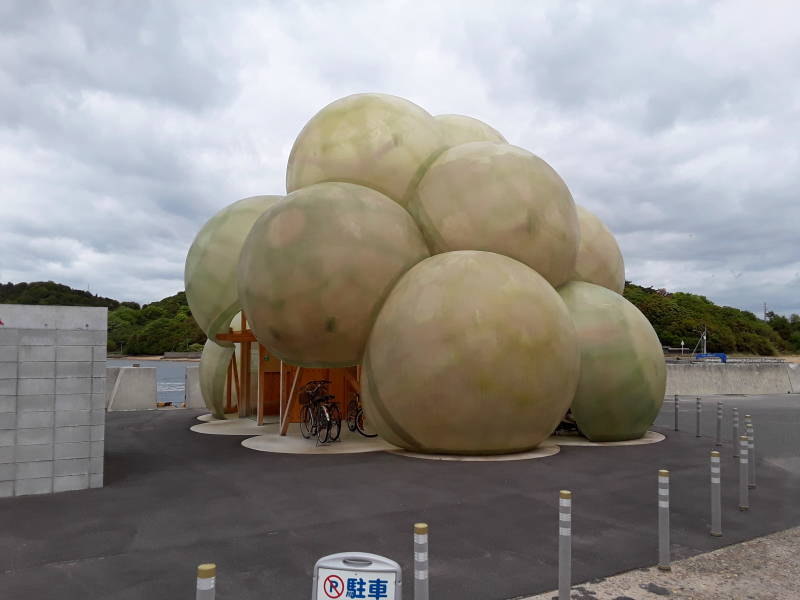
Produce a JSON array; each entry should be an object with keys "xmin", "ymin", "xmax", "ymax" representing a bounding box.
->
[
  {"xmin": 408, "ymin": 142, "xmax": 579, "ymax": 288},
  {"xmin": 185, "ymin": 195, "xmax": 283, "ymax": 345},
  {"xmin": 238, "ymin": 182, "xmax": 430, "ymax": 367},
  {"xmin": 573, "ymin": 206, "xmax": 625, "ymax": 294},
  {"xmin": 559, "ymin": 281, "xmax": 666, "ymax": 442},
  {"xmin": 199, "ymin": 339, "xmax": 234, "ymax": 420},
  {"xmin": 362, "ymin": 251, "xmax": 580, "ymax": 454},
  {"xmin": 435, "ymin": 114, "xmax": 506, "ymax": 147},
  {"xmin": 286, "ymin": 93, "xmax": 444, "ymax": 206}
]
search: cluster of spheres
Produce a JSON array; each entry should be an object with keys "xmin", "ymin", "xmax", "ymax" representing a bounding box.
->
[{"xmin": 185, "ymin": 93, "xmax": 666, "ymax": 454}]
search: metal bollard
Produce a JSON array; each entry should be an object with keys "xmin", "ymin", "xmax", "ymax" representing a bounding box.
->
[
  {"xmin": 695, "ymin": 398, "xmax": 702, "ymax": 437},
  {"xmin": 558, "ymin": 490, "xmax": 572, "ymax": 600},
  {"xmin": 746, "ymin": 417, "xmax": 756, "ymax": 489},
  {"xmin": 413, "ymin": 523, "xmax": 429, "ymax": 600},
  {"xmin": 674, "ymin": 395, "xmax": 679, "ymax": 431},
  {"xmin": 732, "ymin": 408, "xmax": 739, "ymax": 458},
  {"xmin": 738, "ymin": 436, "xmax": 749, "ymax": 511},
  {"xmin": 658, "ymin": 470, "xmax": 670, "ymax": 571},
  {"xmin": 715, "ymin": 402, "xmax": 723, "ymax": 446},
  {"xmin": 196, "ymin": 563, "xmax": 216, "ymax": 600},
  {"xmin": 710, "ymin": 451, "xmax": 722, "ymax": 536}
]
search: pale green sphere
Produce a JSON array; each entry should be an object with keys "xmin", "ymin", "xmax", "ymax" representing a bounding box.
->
[
  {"xmin": 198, "ymin": 339, "xmax": 234, "ymax": 420},
  {"xmin": 559, "ymin": 281, "xmax": 666, "ymax": 442},
  {"xmin": 185, "ymin": 195, "xmax": 283, "ymax": 345},
  {"xmin": 435, "ymin": 114, "xmax": 506, "ymax": 147},
  {"xmin": 573, "ymin": 205, "xmax": 625, "ymax": 294},
  {"xmin": 286, "ymin": 93, "xmax": 444, "ymax": 205},
  {"xmin": 362, "ymin": 251, "xmax": 580, "ymax": 454},
  {"xmin": 408, "ymin": 142, "xmax": 579, "ymax": 288},
  {"xmin": 238, "ymin": 182, "xmax": 430, "ymax": 367}
]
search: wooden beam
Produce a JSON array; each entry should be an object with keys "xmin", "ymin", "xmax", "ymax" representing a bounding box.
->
[
  {"xmin": 231, "ymin": 352, "xmax": 240, "ymax": 405},
  {"xmin": 225, "ymin": 358, "xmax": 233, "ymax": 413},
  {"xmin": 343, "ymin": 369, "xmax": 360, "ymax": 394},
  {"xmin": 215, "ymin": 331, "xmax": 257, "ymax": 343},
  {"xmin": 279, "ymin": 360, "xmax": 285, "ymax": 426},
  {"xmin": 257, "ymin": 344, "xmax": 266, "ymax": 426},
  {"xmin": 240, "ymin": 340, "xmax": 251, "ymax": 418},
  {"xmin": 280, "ymin": 366, "xmax": 302, "ymax": 436}
]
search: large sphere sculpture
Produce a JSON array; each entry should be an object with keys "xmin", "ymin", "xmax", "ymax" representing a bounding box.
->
[
  {"xmin": 408, "ymin": 142, "xmax": 579, "ymax": 288},
  {"xmin": 435, "ymin": 114, "xmax": 506, "ymax": 147},
  {"xmin": 286, "ymin": 93, "xmax": 444, "ymax": 206},
  {"xmin": 198, "ymin": 339, "xmax": 234, "ymax": 420},
  {"xmin": 185, "ymin": 195, "xmax": 283, "ymax": 345},
  {"xmin": 362, "ymin": 251, "xmax": 580, "ymax": 454},
  {"xmin": 573, "ymin": 205, "xmax": 625, "ymax": 294},
  {"xmin": 559, "ymin": 281, "xmax": 666, "ymax": 442},
  {"xmin": 238, "ymin": 182, "xmax": 430, "ymax": 367}
]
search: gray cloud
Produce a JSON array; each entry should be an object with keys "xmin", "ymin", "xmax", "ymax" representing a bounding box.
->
[{"xmin": 0, "ymin": 0, "xmax": 798, "ymax": 318}]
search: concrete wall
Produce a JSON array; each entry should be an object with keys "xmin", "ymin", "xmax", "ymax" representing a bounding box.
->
[
  {"xmin": 184, "ymin": 366, "xmax": 203, "ymax": 409},
  {"xmin": 107, "ymin": 367, "xmax": 156, "ymax": 411},
  {"xmin": 0, "ymin": 304, "xmax": 106, "ymax": 497},
  {"xmin": 787, "ymin": 363, "xmax": 800, "ymax": 394},
  {"xmin": 666, "ymin": 362, "xmax": 795, "ymax": 396}
]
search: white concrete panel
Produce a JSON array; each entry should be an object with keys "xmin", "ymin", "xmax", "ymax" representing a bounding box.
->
[
  {"xmin": 0, "ymin": 481, "xmax": 13, "ymax": 497},
  {"xmin": 16, "ymin": 428, "xmax": 53, "ymax": 445},
  {"xmin": 55, "ymin": 411, "xmax": 91, "ymax": 427},
  {"xmin": 15, "ymin": 477, "xmax": 52, "ymax": 496},
  {"xmin": 0, "ymin": 397, "xmax": 15, "ymax": 412},
  {"xmin": 107, "ymin": 367, "xmax": 156, "ymax": 411},
  {"xmin": 55, "ymin": 442, "xmax": 90, "ymax": 460},
  {"xmin": 55, "ymin": 395, "xmax": 91, "ymax": 411},
  {"xmin": 19, "ymin": 330, "xmax": 56, "ymax": 346},
  {"xmin": 17, "ymin": 411, "xmax": 54, "ymax": 429},
  {"xmin": 15, "ymin": 444, "xmax": 53, "ymax": 462},
  {"xmin": 53, "ymin": 474, "xmax": 89, "ymax": 492},
  {"xmin": 55, "ymin": 426, "xmax": 91, "ymax": 443},
  {"xmin": 17, "ymin": 395, "xmax": 55, "ymax": 412},
  {"xmin": 0, "ymin": 362, "xmax": 18, "ymax": 379},
  {"xmin": 0, "ymin": 430, "xmax": 14, "ymax": 446},
  {"xmin": 185, "ymin": 366, "xmax": 203, "ymax": 408},
  {"xmin": 19, "ymin": 362, "xmax": 55, "ymax": 379},
  {"xmin": 19, "ymin": 346, "xmax": 55, "ymax": 362},
  {"xmin": 54, "ymin": 458, "xmax": 89, "ymax": 477},
  {"xmin": 18, "ymin": 378, "xmax": 55, "ymax": 396},
  {"xmin": 56, "ymin": 346, "xmax": 92, "ymax": 362},
  {"xmin": 0, "ymin": 347, "xmax": 17, "ymax": 361},
  {"xmin": 16, "ymin": 461, "xmax": 54, "ymax": 479}
]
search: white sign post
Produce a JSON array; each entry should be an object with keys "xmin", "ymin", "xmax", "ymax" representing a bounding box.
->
[{"xmin": 312, "ymin": 553, "xmax": 402, "ymax": 600}]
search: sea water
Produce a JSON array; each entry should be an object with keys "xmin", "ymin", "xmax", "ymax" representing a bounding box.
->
[{"xmin": 107, "ymin": 359, "xmax": 195, "ymax": 406}]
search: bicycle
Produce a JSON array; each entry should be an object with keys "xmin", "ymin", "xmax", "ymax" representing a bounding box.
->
[
  {"xmin": 299, "ymin": 380, "xmax": 341, "ymax": 444},
  {"xmin": 347, "ymin": 392, "xmax": 377, "ymax": 438}
]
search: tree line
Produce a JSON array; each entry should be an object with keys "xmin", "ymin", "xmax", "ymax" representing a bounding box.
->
[{"xmin": 2, "ymin": 280, "xmax": 798, "ymax": 356}]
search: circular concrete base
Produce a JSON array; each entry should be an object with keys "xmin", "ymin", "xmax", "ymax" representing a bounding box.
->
[
  {"xmin": 190, "ymin": 417, "xmax": 278, "ymax": 436},
  {"xmin": 388, "ymin": 441, "xmax": 561, "ymax": 462},
  {"xmin": 549, "ymin": 430, "xmax": 665, "ymax": 446},
  {"xmin": 242, "ymin": 424, "xmax": 400, "ymax": 454},
  {"xmin": 196, "ymin": 413, "xmax": 240, "ymax": 422}
]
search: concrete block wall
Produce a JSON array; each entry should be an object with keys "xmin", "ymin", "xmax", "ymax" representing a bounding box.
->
[
  {"xmin": 0, "ymin": 305, "xmax": 106, "ymax": 498},
  {"xmin": 107, "ymin": 367, "xmax": 156, "ymax": 410},
  {"xmin": 185, "ymin": 366, "xmax": 203, "ymax": 409}
]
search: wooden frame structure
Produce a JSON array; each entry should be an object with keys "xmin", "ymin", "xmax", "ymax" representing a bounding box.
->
[{"xmin": 215, "ymin": 312, "xmax": 361, "ymax": 436}]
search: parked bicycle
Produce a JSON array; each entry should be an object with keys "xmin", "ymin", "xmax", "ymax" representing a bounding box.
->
[
  {"xmin": 299, "ymin": 380, "xmax": 341, "ymax": 444},
  {"xmin": 347, "ymin": 392, "xmax": 377, "ymax": 438}
]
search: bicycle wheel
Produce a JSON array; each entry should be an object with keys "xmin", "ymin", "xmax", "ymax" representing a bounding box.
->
[
  {"xmin": 316, "ymin": 405, "xmax": 330, "ymax": 444},
  {"xmin": 300, "ymin": 405, "xmax": 314, "ymax": 439},
  {"xmin": 328, "ymin": 403, "xmax": 342, "ymax": 442},
  {"xmin": 347, "ymin": 396, "xmax": 358, "ymax": 432},
  {"xmin": 356, "ymin": 408, "xmax": 378, "ymax": 437}
]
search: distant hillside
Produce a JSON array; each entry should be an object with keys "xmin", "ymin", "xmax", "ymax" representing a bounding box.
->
[
  {"xmin": 3, "ymin": 280, "xmax": 798, "ymax": 356},
  {"xmin": 1, "ymin": 281, "xmax": 206, "ymax": 355},
  {"xmin": 623, "ymin": 282, "xmax": 797, "ymax": 355},
  {"xmin": 0, "ymin": 281, "xmax": 123, "ymax": 309}
]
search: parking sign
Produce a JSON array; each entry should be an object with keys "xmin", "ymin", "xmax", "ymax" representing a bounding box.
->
[{"xmin": 312, "ymin": 553, "xmax": 402, "ymax": 600}]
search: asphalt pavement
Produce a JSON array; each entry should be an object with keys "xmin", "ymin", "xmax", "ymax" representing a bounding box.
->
[{"xmin": 1, "ymin": 394, "xmax": 798, "ymax": 600}]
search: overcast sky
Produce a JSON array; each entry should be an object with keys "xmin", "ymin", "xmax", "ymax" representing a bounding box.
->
[{"xmin": 1, "ymin": 0, "xmax": 798, "ymax": 316}]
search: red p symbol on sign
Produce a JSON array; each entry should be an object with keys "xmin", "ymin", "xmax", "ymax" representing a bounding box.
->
[{"xmin": 323, "ymin": 575, "xmax": 344, "ymax": 598}]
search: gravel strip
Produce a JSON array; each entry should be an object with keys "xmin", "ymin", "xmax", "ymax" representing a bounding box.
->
[{"xmin": 522, "ymin": 526, "xmax": 800, "ymax": 600}]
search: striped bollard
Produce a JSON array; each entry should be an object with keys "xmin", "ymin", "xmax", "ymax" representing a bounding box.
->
[
  {"xmin": 695, "ymin": 398, "xmax": 702, "ymax": 437},
  {"xmin": 673, "ymin": 395, "xmax": 679, "ymax": 431},
  {"xmin": 657, "ymin": 470, "xmax": 670, "ymax": 571},
  {"xmin": 715, "ymin": 402, "xmax": 723, "ymax": 446},
  {"xmin": 559, "ymin": 490, "xmax": 572, "ymax": 600},
  {"xmin": 196, "ymin": 563, "xmax": 216, "ymax": 600},
  {"xmin": 738, "ymin": 436, "xmax": 749, "ymax": 511},
  {"xmin": 732, "ymin": 408, "xmax": 740, "ymax": 458},
  {"xmin": 746, "ymin": 418, "xmax": 756, "ymax": 489},
  {"xmin": 414, "ymin": 523, "xmax": 429, "ymax": 600},
  {"xmin": 710, "ymin": 451, "xmax": 722, "ymax": 536}
]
